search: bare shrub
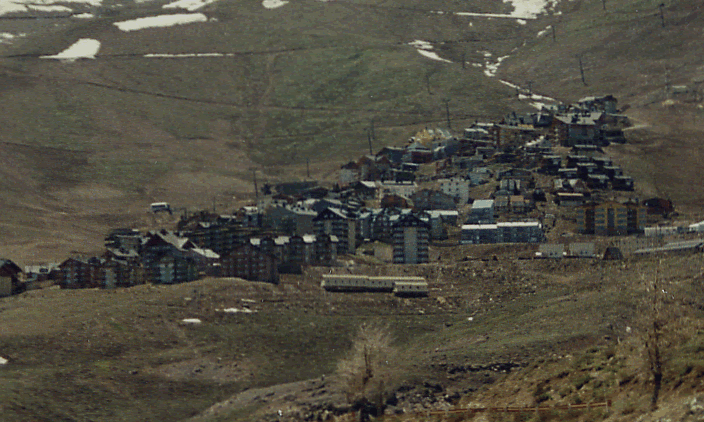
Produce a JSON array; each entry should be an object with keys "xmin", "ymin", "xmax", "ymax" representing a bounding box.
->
[{"xmin": 336, "ymin": 323, "xmax": 401, "ymax": 419}]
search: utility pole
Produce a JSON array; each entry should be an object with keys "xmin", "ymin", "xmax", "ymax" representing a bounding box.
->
[
  {"xmin": 443, "ymin": 98, "xmax": 452, "ymax": 130},
  {"xmin": 551, "ymin": 25, "xmax": 556, "ymax": 41},
  {"xmin": 665, "ymin": 69, "xmax": 671, "ymax": 97},
  {"xmin": 659, "ymin": 3, "xmax": 665, "ymax": 27},
  {"xmin": 527, "ymin": 80, "xmax": 534, "ymax": 95},
  {"xmin": 367, "ymin": 129, "xmax": 373, "ymax": 155},
  {"xmin": 577, "ymin": 54, "xmax": 587, "ymax": 86},
  {"xmin": 425, "ymin": 73, "xmax": 432, "ymax": 95},
  {"xmin": 252, "ymin": 170, "xmax": 259, "ymax": 201},
  {"xmin": 306, "ymin": 158, "xmax": 310, "ymax": 179}
]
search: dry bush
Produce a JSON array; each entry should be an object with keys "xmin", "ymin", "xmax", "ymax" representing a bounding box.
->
[{"xmin": 336, "ymin": 323, "xmax": 401, "ymax": 416}]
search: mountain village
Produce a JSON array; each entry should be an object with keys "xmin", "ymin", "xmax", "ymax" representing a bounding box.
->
[{"xmin": 0, "ymin": 94, "xmax": 700, "ymax": 298}]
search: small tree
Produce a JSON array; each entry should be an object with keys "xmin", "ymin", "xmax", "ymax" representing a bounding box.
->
[
  {"xmin": 337, "ymin": 323, "xmax": 400, "ymax": 421},
  {"xmin": 640, "ymin": 259, "xmax": 689, "ymax": 411}
]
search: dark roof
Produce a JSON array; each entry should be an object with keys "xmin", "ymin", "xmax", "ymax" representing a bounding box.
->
[
  {"xmin": 313, "ymin": 207, "xmax": 348, "ymax": 221},
  {"xmin": 0, "ymin": 259, "xmax": 22, "ymax": 274},
  {"xmin": 393, "ymin": 213, "xmax": 430, "ymax": 228}
]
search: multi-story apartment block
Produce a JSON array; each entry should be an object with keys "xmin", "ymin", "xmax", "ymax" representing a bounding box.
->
[
  {"xmin": 392, "ymin": 213, "xmax": 430, "ymax": 264},
  {"xmin": 577, "ymin": 201, "xmax": 645, "ymax": 236},
  {"xmin": 314, "ymin": 208, "xmax": 355, "ymax": 255},
  {"xmin": 220, "ymin": 244, "xmax": 279, "ymax": 284}
]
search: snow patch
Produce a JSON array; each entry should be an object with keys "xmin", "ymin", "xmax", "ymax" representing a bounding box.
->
[
  {"xmin": 501, "ymin": 79, "xmax": 559, "ymax": 109},
  {"xmin": 73, "ymin": 12, "xmax": 94, "ymax": 18},
  {"xmin": 417, "ymin": 49, "xmax": 452, "ymax": 63},
  {"xmin": 114, "ymin": 13, "xmax": 208, "ymax": 31},
  {"xmin": 516, "ymin": 18, "xmax": 526, "ymax": 24},
  {"xmin": 144, "ymin": 52, "xmax": 229, "ymax": 58},
  {"xmin": 529, "ymin": 92, "xmax": 556, "ymax": 102},
  {"xmin": 163, "ymin": 0, "xmax": 218, "ymax": 11},
  {"xmin": 181, "ymin": 318, "xmax": 202, "ymax": 324},
  {"xmin": 499, "ymin": 79, "xmax": 519, "ymax": 89},
  {"xmin": 505, "ymin": 0, "xmax": 559, "ymax": 19},
  {"xmin": 408, "ymin": 40, "xmax": 452, "ymax": 63},
  {"xmin": 408, "ymin": 39, "xmax": 433, "ymax": 50},
  {"xmin": 0, "ymin": 0, "xmax": 102, "ymax": 16},
  {"xmin": 453, "ymin": 0, "xmax": 562, "ymax": 20},
  {"xmin": 28, "ymin": 4, "xmax": 72, "ymax": 12},
  {"xmin": 40, "ymin": 38, "xmax": 100, "ymax": 61},
  {"xmin": 537, "ymin": 25, "xmax": 552, "ymax": 37},
  {"xmin": 0, "ymin": 356, "xmax": 7, "ymax": 365},
  {"xmin": 455, "ymin": 12, "xmax": 532, "ymax": 19},
  {"xmin": 218, "ymin": 307, "xmax": 256, "ymax": 313},
  {"xmin": 0, "ymin": 33, "xmax": 23, "ymax": 44},
  {"xmin": 262, "ymin": 0, "xmax": 288, "ymax": 9},
  {"xmin": 484, "ymin": 55, "xmax": 509, "ymax": 77}
]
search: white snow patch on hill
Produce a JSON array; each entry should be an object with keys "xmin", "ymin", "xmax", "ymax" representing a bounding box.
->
[
  {"xmin": 408, "ymin": 40, "xmax": 452, "ymax": 63},
  {"xmin": 450, "ymin": 0, "xmax": 563, "ymax": 20},
  {"xmin": 0, "ymin": 32, "xmax": 25, "ymax": 44},
  {"xmin": 0, "ymin": 356, "xmax": 8, "ymax": 365},
  {"xmin": 505, "ymin": 0, "xmax": 559, "ymax": 19},
  {"xmin": 144, "ymin": 52, "xmax": 230, "ymax": 58},
  {"xmin": 163, "ymin": 0, "xmax": 218, "ymax": 11},
  {"xmin": 537, "ymin": 25, "xmax": 552, "ymax": 37},
  {"xmin": 40, "ymin": 38, "xmax": 100, "ymax": 61},
  {"xmin": 217, "ymin": 307, "xmax": 256, "ymax": 313},
  {"xmin": 0, "ymin": 0, "xmax": 102, "ymax": 16},
  {"xmin": 408, "ymin": 40, "xmax": 433, "ymax": 50},
  {"xmin": 28, "ymin": 4, "xmax": 72, "ymax": 12},
  {"xmin": 417, "ymin": 49, "xmax": 452, "ymax": 63},
  {"xmin": 455, "ymin": 12, "xmax": 533, "ymax": 19},
  {"xmin": 484, "ymin": 55, "xmax": 509, "ymax": 77},
  {"xmin": 73, "ymin": 12, "xmax": 94, "ymax": 18},
  {"xmin": 114, "ymin": 13, "xmax": 208, "ymax": 31},
  {"xmin": 262, "ymin": 0, "xmax": 288, "ymax": 9},
  {"xmin": 499, "ymin": 80, "xmax": 519, "ymax": 89}
]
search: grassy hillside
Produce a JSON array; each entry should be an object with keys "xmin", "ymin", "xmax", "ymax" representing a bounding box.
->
[
  {"xmin": 1, "ymin": 0, "xmax": 701, "ymax": 260},
  {"xmin": 0, "ymin": 0, "xmax": 540, "ymax": 260},
  {"xmin": 2, "ymin": 249, "xmax": 702, "ymax": 421}
]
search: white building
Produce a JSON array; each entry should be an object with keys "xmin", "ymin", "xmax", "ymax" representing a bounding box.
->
[
  {"xmin": 380, "ymin": 181, "xmax": 417, "ymax": 199},
  {"xmin": 439, "ymin": 177, "xmax": 470, "ymax": 205}
]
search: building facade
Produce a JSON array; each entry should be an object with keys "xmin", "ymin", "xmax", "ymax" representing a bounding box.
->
[
  {"xmin": 220, "ymin": 244, "xmax": 279, "ymax": 283},
  {"xmin": 392, "ymin": 214, "xmax": 430, "ymax": 264}
]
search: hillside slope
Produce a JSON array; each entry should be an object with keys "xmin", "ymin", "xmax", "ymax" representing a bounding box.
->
[
  {"xmin": 0, "ymin": 0, "xmax": 535, "ymax": 261},
  {"xmin": 0, "ymin": 0, "xmax": 703, "ymax": 254}
]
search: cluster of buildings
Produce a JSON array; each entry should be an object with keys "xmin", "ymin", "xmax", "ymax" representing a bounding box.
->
[
  {"xmin": 461, "ymin": 199, "xmax": 543, "ymax": 244},
  {"xmin": 2, "ymin": 95, "xmax": 679, "ymax": 298}
]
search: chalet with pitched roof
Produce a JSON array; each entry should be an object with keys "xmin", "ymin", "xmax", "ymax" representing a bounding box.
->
[
  {"xmin": 0, "ymin": 259, "xmax": 23, "ymax": 297},
  {"xmin": 553, "ymin": 112, "xmax": 605, "ymax": 146}
]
